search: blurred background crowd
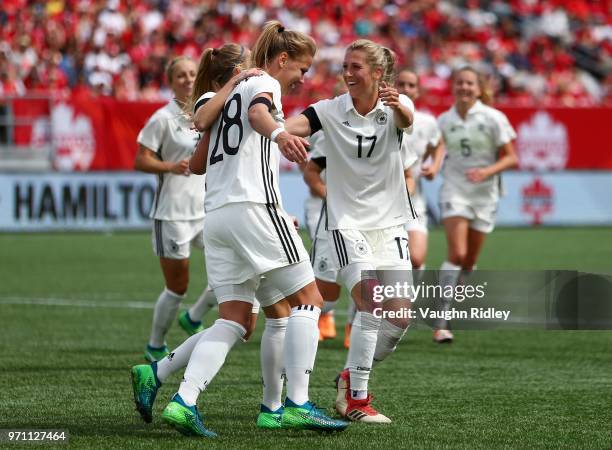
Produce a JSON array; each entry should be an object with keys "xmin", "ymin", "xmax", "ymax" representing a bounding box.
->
[{"xmin": 0, "ymin": 0, "xmax": 610, "ymax": 106}]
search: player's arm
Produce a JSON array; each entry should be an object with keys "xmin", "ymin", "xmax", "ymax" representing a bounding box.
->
[
  {"xmin": 421, "ymin": 138, "xmax": 444, "ymax": 180},
  {"xmin": 248, "ymin": 93, "xmax": 309, "ymax": 163},
  {"xmin": 379, "ymin": 82, "xmax": 413, "ymax": 129},
  {"xmin": 404, "ymin": 167, "xmax": 416, "ymax": 194},
  {"xmin": 466, "ymin": 141, "xmax": 518, "ymax": 183},
  {"xmin": 303, "ymin": 157, "xmax": 327, "ymax": 199},
  {"xmin": 189, "ymin": 132, "xmax": 211, "ymax": 175},
  {"xmin": 134, "ymin": 145, "xmax": 190, "ymax": 176},
  {"xmin": 284, "ymin": 113, "xmax": 312, "ymax": 137},
  {"xmin": 193, "ymin": 69, "xmax": 263, "ymax": 131}
]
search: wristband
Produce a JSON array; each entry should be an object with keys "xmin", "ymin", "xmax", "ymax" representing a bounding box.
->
[{"xmin": 270, "ymin": 127, "xmax": 285, "ymax": 143}]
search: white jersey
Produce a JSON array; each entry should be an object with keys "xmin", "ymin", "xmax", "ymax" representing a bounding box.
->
[
  {"xmin": 308, "ymin": 134, "xmax": 329, "ymax": 239},
  {"xmin": 309, "ymin": 93, "xmax": 416, "ymax": 230},
  {"xmin": 438, "ymin": 100, "xmax": 516, "ymax": 205},
  {"xmin": 204, "ymin": 73, "xmax": 284, "ymax": 212},
  {"xmin": 137, "ymin": 100, "xmax": 203, "ymax": 220},
  {"xmin": 402, "ymin": 110, "xmax": 441, "ymax": 215}
]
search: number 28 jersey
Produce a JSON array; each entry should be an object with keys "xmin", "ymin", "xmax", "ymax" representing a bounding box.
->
[
  {"xmin": 308, "ymin": 93, "xmax": 415, "ymax": 231},
  {"xmin": 438, "ymin": 100, "xmax": 516, "ymax": 206},
  {"xmin": 204, "ymin": 73, "xmax": 284, "ymax": 212}
]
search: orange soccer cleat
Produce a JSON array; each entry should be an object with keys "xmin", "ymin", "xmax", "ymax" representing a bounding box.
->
[{"xmin": 318, "ymin": 312, "xmax": 336, "ymax": 340}]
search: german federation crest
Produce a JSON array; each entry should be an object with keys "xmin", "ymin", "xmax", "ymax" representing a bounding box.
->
[{"xmin": 375, "ymin": 111, "xmax": 388, "ymax": 125}]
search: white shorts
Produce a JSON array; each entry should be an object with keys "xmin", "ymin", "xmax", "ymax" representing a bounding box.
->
[
  {"xmin": 152, "ymin": 218, "xmax": 204, "ymax": 259},
  {"xmin": 204, "ymin": 202, "xmax": 311, "ymax": 289},
  {"xmin": 311, "ymin": 233, "xmax": 339, "ymax": 283},
  {"xmin": 328, "ymin": 225, "xmax": 413, "ymax": 292},
  {"xmin": 304, "ymin": 196, "xmax": 324, "ymax": 241},
  {"xmin": 440, "ymin": 201, "xmax": 496, "ymax": 233}
]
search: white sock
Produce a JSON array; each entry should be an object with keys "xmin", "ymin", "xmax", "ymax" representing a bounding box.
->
[
  {"xmin": 345, "ymin": 311, "xmax": 381, "ymax": 393},
  {"xmin": 373, "ymin": 319, "xmax": 408, "ymax": 363},
  {"xmin": 437, "ymin": 261, "xmax": 461, "ymax": 329},
  {"xmin": 156, "ymin": 329, "xmax": 209, "ymax": 382},
  {"xmin": 285, "ymin": 305, "xmax": 320, "ymax": 405},
  {"xmin": 260, "ymin": 317, "xmax": 287, "ymax": 411},
  {"xmin": 178, "ymin": 319, "xmax": 245, "ymax": 405},
  {"xmin": 149, "ymin": 288, "xmax": 185, "ymax": 347},
  {"xmin": 321, "ymin": 301, "xmax": 336, "ymax": 314},
  {"xmin": 188, "ymin": 286, "xmax": 217, "ymax": 322}
]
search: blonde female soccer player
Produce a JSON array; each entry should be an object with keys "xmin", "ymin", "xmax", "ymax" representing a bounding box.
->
[
  {"xmin": 435, "ymin": 66, "xmax": 518, "ymax": 343},
  {"xmin": 286, "ymin": 39, "xmax": 416, "ymax": 423},
  {"xmin": 157, "ymin": 22, "xmax": 348, "ymax": 437}
]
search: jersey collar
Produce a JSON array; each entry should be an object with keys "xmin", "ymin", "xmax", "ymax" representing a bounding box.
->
[
  {"xmin": 343, "ymin": 93, "xmax": 385, "ymax": 117},
  {"xmin": 169, "ymin": 98, "xmax": 184, "ymax": 115},
  {"xmin": 450, "ymin": 100, "xmax": 485, "ymax": 122}
]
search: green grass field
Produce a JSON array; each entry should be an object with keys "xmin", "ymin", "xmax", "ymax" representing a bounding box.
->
[{"xmin": 0, "ymin": 227, "xmax": 611, "ymax": 449}]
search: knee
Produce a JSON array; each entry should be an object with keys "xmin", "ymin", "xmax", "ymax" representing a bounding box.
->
[{"xmin": 448, "ymin": 252, "xmax": 466, "ymax": 267}]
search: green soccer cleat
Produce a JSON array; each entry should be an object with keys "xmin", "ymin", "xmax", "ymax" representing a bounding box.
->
[
  {"xmin": 281, "ymin": 398, "xmax": 349, "ymax": 432},
  {"xmin": 178, "ymin": 310, "xmax": 205, "ymax": 336},
  {"xmin": 256, "ymin": 404, "xmax": 283, "ymax": 429},
  {"xmin": 161, "ymin": 393, "xmax": 217, "ymax": 438},
  {"xmin": 144, "ymin": 344, "xmax": 169, "ymax": 362},
  {"xmin": 130, "ymin": 363, "xmax": 160, "ymax": 423}
]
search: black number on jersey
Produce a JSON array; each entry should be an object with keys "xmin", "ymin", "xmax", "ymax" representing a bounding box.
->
[
  {"xmin": 460, "ymin": 138, "xmax": 472, "ymax": 157},
  {"xmin": 357, "ymin": 135, "xmax": 377, "ymax": 158},
  {"xmin": 394, "ymin": 236, "xmax": 409, "ymax": 260},
  {"xmin": 209, "ymin": 93, "xmax": 244, "ymax": 166}
]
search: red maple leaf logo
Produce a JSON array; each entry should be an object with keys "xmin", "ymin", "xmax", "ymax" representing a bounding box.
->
[{"xmin": 522, "ymin": 177, "xmax": 553, "ymax": 225}]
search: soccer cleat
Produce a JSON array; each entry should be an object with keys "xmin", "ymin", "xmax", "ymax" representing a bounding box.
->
[
  {"xmin": 344, "ymin": 323, "xmax": 352, "ymax": 349},
  {"xmin": 161, "ymin": 393, "xmax": 217, "ymax": 438},
  {"xmin": 345, "ymin": 394, "xmax": 391, "ymax": 423},
  {"xmin": 178, "ymin": 310, "xmax": 205, "ymax": 336},
  {"xmin": 256, "ymin": 404, "xmax": 283, "ymax": 429},
  {"xmin": 433, "ymin": 329, "xmax": 454, "ymax": 343},
  {"xmin": 281, "ymin": 398, "xmax": 348, "ymax": 432},
  {"xmin": 318, "ymin": 312, "xmax": 337, "ymax": 340},
  {"xmin": 130, "ymin": 363, "xmax": 160, "ymax": 423},
  {"xmin": 144, "ymin": 344, "xmax": 170, "ymax": 362}
]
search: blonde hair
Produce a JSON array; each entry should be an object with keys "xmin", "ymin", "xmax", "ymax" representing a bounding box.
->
[
  {"xmin": 250, "ymin": 20, "xmax": 316, "ymax": 69},
  {"xmin": 191, "ymin": 44, "xmax": 249, "ymax": 106},
  {"xmin": 165, "ymin": 56, "xmax": 193, "ymax": 83},
  {"xmin": 452, "ymin": 66, "xmax": 494, "ymax": 105},
  {"xmin": 346, "ymin": 39, "xmax": 396, "ymax": 85}
]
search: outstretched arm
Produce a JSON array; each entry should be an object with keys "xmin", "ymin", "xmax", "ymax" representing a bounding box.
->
[{"xmin": 134, "ymin": 145, "xmax": 190, "ymax": 176}]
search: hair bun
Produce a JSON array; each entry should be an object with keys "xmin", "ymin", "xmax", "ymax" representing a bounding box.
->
[
  {"xmin": 212, "ymin": 48, "xmax": 219, "ymax": 56},
  {"xmin": 278, "ymin": 26, "xmax": 285, "ymax": 33}
]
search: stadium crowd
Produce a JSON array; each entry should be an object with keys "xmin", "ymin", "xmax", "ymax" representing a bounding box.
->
[{"xmin": 0, "ymin": 0, "xmax": 610, "ymax": 106}]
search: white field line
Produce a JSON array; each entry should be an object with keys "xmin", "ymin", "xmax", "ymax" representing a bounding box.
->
[{"xmin": 0, "ymin": 296, "xmax": 153, "ymax": 309}]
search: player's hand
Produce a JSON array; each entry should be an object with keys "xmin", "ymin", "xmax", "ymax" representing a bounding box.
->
[
  {"xmin": 466, "ymin": 167, "xmax": 490, "ymax": 183},
  {"xmin": 421, "ymin": 164, "xmax": 438, "ymax": 180},
  {"xmin": 276, "ymin": 131, "xmax": 309, "ymax": 163},
  {"xmin": 379, "ymin": 82, "xmax": 400, "ymax": 108},
  {"xmin": 233, "ymin": 68, "xmax": 264, "ymax": 85},
  {"xmin": 170, "ymin": 159, "xmax": 191, "ymax": 176}
]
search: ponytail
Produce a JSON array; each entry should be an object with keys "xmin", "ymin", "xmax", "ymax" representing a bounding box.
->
[{"xmin": 251, "ymin": 20, "xmax": 316, "ymax": 69}]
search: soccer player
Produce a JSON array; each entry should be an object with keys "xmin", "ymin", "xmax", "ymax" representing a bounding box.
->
[
  {"xmin": 135, "ymin": 56, "xmax": 212, "ymax": 362},
  {"xmin": 435, "ymin": 66, "xmax": 518, "ymax": 342},
  {"xmin": 159, "ymin": 22, "xmax": 348, "ymax": 437},
  {"xmin": 286, "ymin": 39, "xmax": 415, "ymax": 423},
  {"xmin": 395, "ymin": 69, "xmax": 444, "ymax": 270}
]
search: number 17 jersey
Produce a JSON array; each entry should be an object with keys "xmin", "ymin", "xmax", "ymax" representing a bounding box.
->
[{"xmin": 204, "ymin": 73, "xmax": 284, "ymax": 213}]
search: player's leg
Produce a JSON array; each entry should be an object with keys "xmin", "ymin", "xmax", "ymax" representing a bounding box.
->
[
  {"xmin": 258, "ymin": 295, "xmax": 290, "ymax": 429},
  {"xmin": 435, "ymin": 215, "xmax": 470, "ymax": 339},
  {"xmin": 407, "ymin": 223, "xmax": 428, "ymax": 270},
  {"xmin": 312, "ymin": 232, "xmax": 341, "ymax": 340}
]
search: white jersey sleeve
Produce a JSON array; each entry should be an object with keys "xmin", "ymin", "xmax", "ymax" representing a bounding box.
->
[
  {"xmin": 204, "ymin": 73, "xmax": 284, "ymax": 212},
  {"xmin": 396, "ymin": 94, "xmax": 415, "ymax": 133},
  {"xmin": 137, "ymin": 110, "xmax": 167, "ymax": 153},
  {"xmin": 490, "ymin": 109, "xmax": 517, "ymax": 146},
  {"xmin": 193, "ymin": 91, "xmax": 216, "ymax": 114}
]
